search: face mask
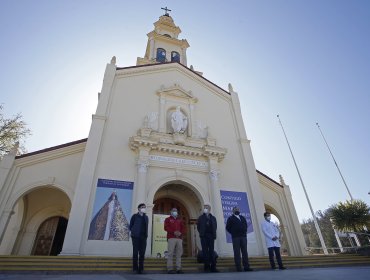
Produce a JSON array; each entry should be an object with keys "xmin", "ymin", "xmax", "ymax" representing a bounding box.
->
[
  {"xmin": 140, "ymin": 208, "xmax": 146, "ymax": 214},
  {"xmin": 234, "ymin": 211, "xmax": 240, "ymax": 215},
  {"xmin": 172, "ymin": 211, "xmax": 178, "ymax": 217},
  {"xmin": 203, "ymin": 208, "xmax": 209, "ymax": 214},
  {"xmin": 266, "ymin": 216, "xmax": 271, "ymax": 221}
]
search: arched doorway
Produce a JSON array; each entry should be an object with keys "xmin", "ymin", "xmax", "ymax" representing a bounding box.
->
[
  {"xmin": 153, "ymin": 198, "xmax": 191, "ymax": 256},
  {"xmin": 152, "ymin": 182, "xmax": 203, "ymax": 257},
  {"xmin": 31, "ymin": 216, "xmax": 68, "ymax": 256},
  {"xmin": 2, "ymin": 186, "xmax": 71, "ymax": 255},
  {"xmin": 264, "ymin": 204, "xmax": 289, "ymax": 255}
]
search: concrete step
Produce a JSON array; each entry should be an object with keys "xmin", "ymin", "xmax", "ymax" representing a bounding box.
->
[{"xmin": 0, "ymin": 254, "xmax": 369, "ymax": 273}]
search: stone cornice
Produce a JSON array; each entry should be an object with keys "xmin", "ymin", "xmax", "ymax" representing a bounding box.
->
[
  {"xmin": 129, "ymin": 135, "xmax": 159, "ymax": 150},
  {"xmin": 147, "ymin": 32, "xmax": 189, "ymax": 48},
  {"xmin": 129, "ymin": 131, "xmax": 227, "ymax": 162},
  {"xmin": 203, "ymin": 146, "xmax": 227, "ymax": 161},
  {"xmin": 153, "ymin": 16, "xmax": 181, "ymax": 34}
]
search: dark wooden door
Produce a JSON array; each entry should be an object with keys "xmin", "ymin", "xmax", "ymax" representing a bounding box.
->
[{"xmin": 32, "ymin": 216, "xmax": 68, "ymax": 256}]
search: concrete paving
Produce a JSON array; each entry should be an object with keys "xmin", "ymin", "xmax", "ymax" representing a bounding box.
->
[{"xmin": 1, "ymin": 266, "xmax": 370, "ymax": 280}]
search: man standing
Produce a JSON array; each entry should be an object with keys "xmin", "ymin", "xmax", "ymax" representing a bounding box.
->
[
  {"xmin": 129, "ymin": 203, "xmax": 148, "ymax": 274},
  {"xmin": 261, "ymin": 212, "xmax": 286, "ymax": 270},
  {"xmin": 197, "ymin": 204, "xmax": 218, "ymax": 273},
  {"xmin": 226, "ymin": 206, "xmax": 253, "ymax": 272},
  {"xmin": 164, "ymin": 208, "xmax": 185, "ymax": 274}
]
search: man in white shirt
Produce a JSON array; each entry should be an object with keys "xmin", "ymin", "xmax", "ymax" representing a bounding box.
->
[{"xmin": 261, "ymin": 212, "xmax": 286, "ymax": 270}]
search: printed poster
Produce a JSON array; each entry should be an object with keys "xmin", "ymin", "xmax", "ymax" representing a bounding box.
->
[
  {"xmin": 152, "ymin": 214, "xmax": 169, "ymax": 258},
  {"xmin": 88, "ymin": 179, "xmax": 133, "ymax": 241},
  {"xmin": 220, "ymin": 190, "xmax": 255, "ymax": 243}
]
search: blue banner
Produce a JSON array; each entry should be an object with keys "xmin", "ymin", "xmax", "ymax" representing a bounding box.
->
[
  {"xmin": 220, "ymin": 190, "xmax": 254, "ymax": 243},
  {"xmin": 97, "ymin": 178, "xmax": 134, "ymax": 190}
]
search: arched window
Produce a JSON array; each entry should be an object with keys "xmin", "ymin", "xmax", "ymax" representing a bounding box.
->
[
  {"xmin": 171, "ymin": 51, "xmax": 180, "ymax": 63},
  {"xmin": 156, "ymin": 48, "xmax": 166, "ymax": 63}
]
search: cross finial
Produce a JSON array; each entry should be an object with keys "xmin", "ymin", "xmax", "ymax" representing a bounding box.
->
[{"xmin": 161, "ymin": 6, "xmax": 171, "ymax": 16}]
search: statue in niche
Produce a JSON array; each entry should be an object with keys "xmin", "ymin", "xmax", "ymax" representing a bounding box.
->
[
  {"xmin": 171, "ymin": 106, "xmax": 188, "ymax": 134},
  {"xmin": 143, "ymin": 112, "xmax": 158, "ymax": 130}
]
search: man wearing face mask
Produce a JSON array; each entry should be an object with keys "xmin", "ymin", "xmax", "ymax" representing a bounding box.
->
[
  {"xmin": 226, "ymin": 206, "xmax": 253, "ymax": 272},
  {"xmin": 164, "ymin": 208, "xmax": 185, "ymax": 274},
  {"xmin": 197, "ymin": 204, "xmax": 218, "ymax": 272},
  {"xmin": 261, "ymin": 212, "xmax": 286, "ymax": 270},
  {"xmin": 129, "ymin": 203, "xmax": 148, "ymax": 274}
]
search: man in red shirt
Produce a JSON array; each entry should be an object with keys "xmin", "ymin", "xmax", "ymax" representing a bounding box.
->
[{"xmin": 164, "ymin": 208, "xmax": 185, "ymax": 274}]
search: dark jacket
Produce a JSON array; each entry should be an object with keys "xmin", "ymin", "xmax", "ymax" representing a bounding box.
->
[
  {"xmin": 197, "ymin": 213, "xmax": 217, "ymax": 239},
  {"xmin": 226, "ymin": 214, "xmax": 248, "ymax": 238},
  {"xmin": 129, "ymin": 213, "xmax": 148, "ymax": 238}
]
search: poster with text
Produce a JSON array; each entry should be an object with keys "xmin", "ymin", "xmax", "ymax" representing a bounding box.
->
[
  {"xmin": 220, "ymin": 190, "xmax": 255, "ymax": 243},
  {"xmin": 152, "ymin": 214, "xmax": 169, "ymax": 258},
  {"xmin": 88, "ymin": 179, "xmax": 133, "ymax": 241}
]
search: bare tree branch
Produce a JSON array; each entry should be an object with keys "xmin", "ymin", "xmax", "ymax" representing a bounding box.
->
[{"xmin": 0, "ymin": 104, "xmax": 31, "ymax": 158}]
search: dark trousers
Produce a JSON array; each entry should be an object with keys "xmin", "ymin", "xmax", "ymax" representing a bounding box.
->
[
  {"xmin": 268, "ymin": 246, "xmax": 283, "ymax": 269},
  {"xmin": 231, "ymin": 236, "xmax": 250, "ymax": 270},
  {"xmin": 200, "ymin": 236, "xmax": 216, "ymax": 270},
  {"xmin": 132, "ymin": 237, "xmax": 147, "ymax": 271}
]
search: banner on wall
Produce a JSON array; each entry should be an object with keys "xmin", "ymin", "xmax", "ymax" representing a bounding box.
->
[
  {"xmin": 220, "ymin": 190, "xmax": 255, "ymax": 243},
  {"xmin": 88, "ymin": 179, "xmax": 134, "ymax": 241},
  {"xmin": 152, "ymin": 214, "xmax": 169, "ymax": 258}
]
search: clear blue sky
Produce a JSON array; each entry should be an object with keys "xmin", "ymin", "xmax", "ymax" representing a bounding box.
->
[{"xmin": 1, "ymin": 0, "xmax": 369, "ymax": 222}]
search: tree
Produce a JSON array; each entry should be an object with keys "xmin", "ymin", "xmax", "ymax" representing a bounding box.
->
[
  {"xmin": 301, "ymin": 209, "xmax": 338, "ymax": 252},
  {"xmin": 0, "ymin": 104, "xmax": 31, "ymax": 158},
  {"xmin": 329, "ymin": 200, "xmax": 370, "ymax": 233}
]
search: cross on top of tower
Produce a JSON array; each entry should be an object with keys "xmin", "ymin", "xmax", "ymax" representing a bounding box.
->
[{"xmin": 161, "ymin": 6, "xmax": 171, "ymax": 16}]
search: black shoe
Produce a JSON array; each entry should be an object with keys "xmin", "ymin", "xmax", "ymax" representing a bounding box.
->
[
  {"xmin": 137, "ymin": 270, "xmax": 144, "ymax": 274},
  {"xmin": 176, "ymin": 270, "xmax": 184, "ymax": 274},
  {"xmin": 279, "ymin": 266, "xmax": 287, "ymax": 270},
  {"xmin": 210, "ymin": 269, "xmax": 220, "ymax": 273},
  {"xmin": 168, "ymin": 270, "xmax": 176, "ymax": 274},
  {"xmin": 244, "ymin": 267, "xmax": 254, "ymax": 272},
  {"xmin": 236, "ymin": 267, "xmax": 243, "ymax": 272}
]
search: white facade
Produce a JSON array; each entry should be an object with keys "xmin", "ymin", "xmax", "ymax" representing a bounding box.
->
[{"xmin": 0, "ymin": 14, "xmax": 306, "ymax": 257}]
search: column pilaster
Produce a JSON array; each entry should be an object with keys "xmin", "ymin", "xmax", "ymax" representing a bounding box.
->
[
  {"xmin": 158, "ymin": 97, "xmax": 166, "ymax": 133},
  {"xmin": 134, "ymin": 147, "xmax": 150, "ymax": 207},
  {"xmin": 145, "ymin": 203, "xmax": 154, "ymax": 256},
  {"xmin": 208, "ymin": 157, "xmax": 226, "ymax": 254}
]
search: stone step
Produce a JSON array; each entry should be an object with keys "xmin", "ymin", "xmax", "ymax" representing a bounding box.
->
[{"xmin": 0, "ymin": 255, "xmax": 369, "ymax": 273}]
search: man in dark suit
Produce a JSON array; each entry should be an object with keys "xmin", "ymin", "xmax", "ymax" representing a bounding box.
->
[
  {"xmin": 129, "ymin": 203, "xmax": 148, "ymax": 274},
  {"xmin": 226, "ymin": 206, "xmax": 253, "ymax": 272},
  {"xmin": 197, "ymin": 204, "xmax": 219, "ymax": 272}
]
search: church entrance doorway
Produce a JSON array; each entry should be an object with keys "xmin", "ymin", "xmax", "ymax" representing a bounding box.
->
[
  {"xmin": 31, "ymin": 216, "xmax": 68, "ymax": 256},
  {"xmin": 152, "ymin": 182, "xmax": 203, "ymax": 257},
  {"xmin": 264, "ymin": 204, "xmax": 289, "ymax": 255},
  {"xmin": 153, "ymin": 198, "xmax": 190, "ymax": 256}
]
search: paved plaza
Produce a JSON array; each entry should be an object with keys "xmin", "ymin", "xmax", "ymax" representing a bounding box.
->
[{"xmin": 1, "ymin": 266, "xmax": 370, "ymax": 280}]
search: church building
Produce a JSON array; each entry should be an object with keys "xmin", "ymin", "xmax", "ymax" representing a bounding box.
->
[{"xmin": 0, "ymin": 11, "xmax": 306, "ymax": 257}]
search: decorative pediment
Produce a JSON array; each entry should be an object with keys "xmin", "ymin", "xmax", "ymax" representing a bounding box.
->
[{"xmin": 156, "ymin": 84, "xmax": 198, "ymax": 103}]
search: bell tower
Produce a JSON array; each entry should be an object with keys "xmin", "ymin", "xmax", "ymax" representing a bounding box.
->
[{"xmin": 136, "ymin": 8, "xmax": 190, "ymax": 66}]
